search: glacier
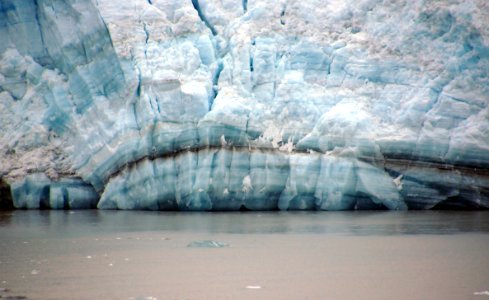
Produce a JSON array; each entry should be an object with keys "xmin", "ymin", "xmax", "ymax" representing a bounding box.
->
[{"xmin": 0, "ymin": 0, "xmax": 488, "ymax": 210}]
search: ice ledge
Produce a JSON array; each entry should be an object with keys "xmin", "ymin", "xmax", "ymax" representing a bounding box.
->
[
  {"xmin": 95, "ymin": 147, "xmax": 488, "ymax": 211},
  {"xmin": 7, "ymin": 147, "xmax": 489, "ymax": 211}
]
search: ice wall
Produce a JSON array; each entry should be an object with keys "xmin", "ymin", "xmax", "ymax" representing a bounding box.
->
[{"xmin": 1, "ymin": 0, "xmax": 488, "ymax": 210}]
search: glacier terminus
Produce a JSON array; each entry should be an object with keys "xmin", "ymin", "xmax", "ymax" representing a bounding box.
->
[{"xmin": 0, "ymin": 0, "xmax": 488, "ymax": 210}]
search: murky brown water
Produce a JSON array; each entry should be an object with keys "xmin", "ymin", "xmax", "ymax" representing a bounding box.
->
[{"xmin": 1, "ymin": 211, "xmax": 489, "ymax": 300}]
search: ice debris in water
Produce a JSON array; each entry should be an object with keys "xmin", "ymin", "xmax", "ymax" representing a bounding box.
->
[
  {"xmin": 187, "ymin": 240, "xmax": 229, "ymax": 248},
  {"xmin": 246, "ymin": 285, "xmax": 262, "ymax": 289},
  {"xmin": 474, "ymin": 291, "xmax": 489, "ymax": 296}
]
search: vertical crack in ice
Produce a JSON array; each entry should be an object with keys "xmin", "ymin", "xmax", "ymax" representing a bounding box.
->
[
  {"xmin": 249, "ymin": 53, "xmax": 255, "ymax": 93},
  {"xmin": 97, "ymin": 7, "xmax": 119, "ymax": 72},
  {"xmin": 136, "ymin": 3, "xmax": 149, "ymax": 116},
  {"xmin": 149, "ymin": 122, "xmax": 157, "ymax": 161},
  {"xmin": 81, "ymin": 41, "xmax": 89, "ymax": 65},
  {"xmin": 210, "ymin": 60, "xmax": 223, "ymax": 110},
  {"xmin": 280, "ymin": 3, "xmax": 287, "ymax": 25},
  {"xmin": 138, "ymin": 1, "xmax": 150, "ymax": 60},
  {"xmin": 191, "ymin": 0, "xmax": 217, "ymax": 36},
  {"xmin": 132, "ymin": 102, "xmax": 140, "ymax": 129},
  {"xmin": 189, "ymin": 0, "xmax": 224, "ymax": 110},
  {"xmin": 132, "ymin": 63, "xmax": 142, "ymax": 130},
  {"xmin": 143, "ymin": 24, "xmax": 150, "ymax": 46},
  {"xmin": 32, "ymin": 0, "xmax": 51, "ymax": 67},
  {"xmin": 249, "ymin": 39, "xmax": 256, "ymax": 91},
  {"xmin": 242, "ymin": 0, "xmax": 248, "ymax": 13},
  {"xmin": 327, "ymin": 56, "xmax": 333, "ymax": 75},
  {"xmin": 141, "ymin": 20, "xmax": 150, "ymax": 60},
  {"xmin": 136, "ymin": 65, "xmax": 142, "ymax": 97},
  {"xmin": 154, "ymin": 96, "xmax": 162, "ymax": 114}
]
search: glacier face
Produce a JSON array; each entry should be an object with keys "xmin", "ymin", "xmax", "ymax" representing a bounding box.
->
[{"xmin": 0, "ymin": 0, "xmax": 488, "ymax": 210}]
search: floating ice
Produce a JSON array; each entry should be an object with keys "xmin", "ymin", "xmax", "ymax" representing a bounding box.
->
[
  {"xmin": 187, "ymin": 240, "xmax": 229, "ymax": 248},
  {"xmin": 246, "ymin": 286, "xmax": 262, "ymax": 289}
]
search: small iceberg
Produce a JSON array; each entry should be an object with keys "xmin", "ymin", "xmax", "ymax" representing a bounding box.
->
[{"xmin": 187, "ymin": 240, "xmax": 229, "ymax": 248}]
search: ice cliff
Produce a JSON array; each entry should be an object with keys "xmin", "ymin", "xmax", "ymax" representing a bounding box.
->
[{"xmin": 1, "ymin": 0, "xmax": 488, "ymax": 210}]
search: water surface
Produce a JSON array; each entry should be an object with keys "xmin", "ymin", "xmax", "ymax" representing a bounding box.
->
[{"xmin": 1, "ymin": 211, "xmax": 488, "ymax": 299}]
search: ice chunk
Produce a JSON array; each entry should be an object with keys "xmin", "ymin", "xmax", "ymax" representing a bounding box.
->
[
  {"xmin": 11, "ymin": 174, "xmax": 99, "ymax": 209},
  {"xmin": 187, "ymin": 240, "xmax": 229, "ymax": 248}
]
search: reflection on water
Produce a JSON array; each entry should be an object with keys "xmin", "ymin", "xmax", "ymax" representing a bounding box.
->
[{"xmin": 1, "ymin": 210, "xmax": 489, "ymax": 237}]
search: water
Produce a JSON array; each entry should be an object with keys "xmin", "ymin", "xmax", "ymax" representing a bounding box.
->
[{"xmin": 0, "ymin": 211, "xmax": 489, "ymax": 299}]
